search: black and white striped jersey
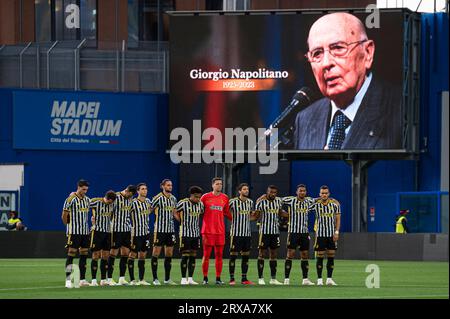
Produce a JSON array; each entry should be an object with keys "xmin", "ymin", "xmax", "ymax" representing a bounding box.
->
[
  {"xmin": 90, "ymin": 197, "xmax": 113, "ymax": 233},
  {"xmin": 111, "ymin": 192, "xmax": 133, "ymax": 232},
  {"xmin": 151, "ymin": 192, "xmax": 177, "ymax": 233},
  {"xmin": 312, "ymin": 199, "xmax": 341, "ymax": 237},
  {"xmin": 63, "ymin": 194, "xmax": 91, "ymax": 235},
  {"xmin": 282, "ymin": 196, "xmax": 314, "ymax": 234},
  {"xmin": 229, "ymin": 197, "xmax": 254, "ymax": 237},
  {"xmin": 255, "ymin": 197, "xmax": 283, "ymax": 235},
  {"xmin": 130, "ymin": 197, "xmax": 151, "ymax": 237},
  {"xmin": 176, "ymin": 198, "xmax": 204, "ymax": 238}
]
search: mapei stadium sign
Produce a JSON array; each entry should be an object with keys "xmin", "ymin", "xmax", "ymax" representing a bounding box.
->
[{"xmin": 13, "ymin": 90, "xmax": 157, "ymax": 151}]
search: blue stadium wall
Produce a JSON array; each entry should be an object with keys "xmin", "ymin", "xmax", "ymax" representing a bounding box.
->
[
  {"xmin": 0, "ymin": 89, "xmax": 178, "ymax": 231},
  {"xmin": 0, "ymin": 14, "xmax": 447, "ymax": 233}
]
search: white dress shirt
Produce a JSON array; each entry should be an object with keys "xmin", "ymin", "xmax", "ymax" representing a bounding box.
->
[{"xmin": 325, "ymin": 72, "xmax": 373, "ymax": 148}]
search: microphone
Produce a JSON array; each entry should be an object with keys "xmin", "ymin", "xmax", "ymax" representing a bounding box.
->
[
  {"xmin": 256, "ymin": 87, "xmax": 315, "ymax": 150},
  {"xmin": 266, "ymin": 87, "xmax": 314, "ymax": 135}
]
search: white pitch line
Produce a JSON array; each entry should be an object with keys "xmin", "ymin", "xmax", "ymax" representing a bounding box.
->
[
  {"xmin": 285, "ymin": 294, "xmax": 449, "ymax": 299},
  {"xmin": 0, "ymin": 287, "xmax": 447, "ymax": 299},
  {"xmin": 0, "ymin": 265, "xmax": 61, "ymax": 267},
  {"xmin": 359, "ymin": 294, "xmax": 449, "ymax": 299},
  {"xmin": 0, "ymin": 286, "xmax": 62, "ymax": 291},
  {"xmin": 382, "ymin": 285, "xmax": 448, "ymax": 289}
]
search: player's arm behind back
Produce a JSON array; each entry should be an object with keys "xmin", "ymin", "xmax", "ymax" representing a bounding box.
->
[
  {"xmin": 333, "ymin": 200, "xmax": 341, "ymax": 242},
  {"xmin": 61, "ymin": 210, "xmax": 70, "ymax": 225},
  {"xmin": 61, "ymin": 195, "xmax": 74, "ymax": 225},
  {"xmin": 224, "ymin": 198, "xmax": 232, "ymax": 221},
  {"xmin": 174, "ymin": 200, "xmax": 183, "ymax": 222}
]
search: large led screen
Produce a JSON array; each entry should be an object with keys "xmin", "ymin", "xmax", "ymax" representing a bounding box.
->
[{"xmin": 169, "ymin": 11, "xmax": 405, "ymax": 152}]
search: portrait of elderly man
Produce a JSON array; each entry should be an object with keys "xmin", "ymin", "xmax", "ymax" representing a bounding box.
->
[{"xmin": 294, "ymin": 12, "xmax": 402, "ymax": 150}]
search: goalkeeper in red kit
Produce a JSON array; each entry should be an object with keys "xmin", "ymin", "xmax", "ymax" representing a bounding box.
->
[{"xmin": 200, "ymin": 177, "xmax": 232, "ymax": 285}]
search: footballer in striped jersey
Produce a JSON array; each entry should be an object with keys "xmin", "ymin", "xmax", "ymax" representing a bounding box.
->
[
  {"xmin": 174, "ymin": 186, "xmax": 205, "ymax": 285},
  {"xmin": 127, "ymin": 183, "xmax": 152, "ymax": 285},
  {"xmin": 312, "ymin": 185, "xmax": 341, "ymax": 286},
  {"xmin": 107, "ymin": 184, "xmax": 137, "ymax": 286},
  {"xmin": 62, "ymin": 179, "xmax": 91, "ymax": 288},
  {"xmin": 228, "ymin": 183, "xmax": 257, "ymax": 285},
  {"xmin": 150, "ymin": 179, "xmax": 178, "ymax": 285},
  {"xmin": 89, "ymin": 190, "xmax": 117, "ymax": 286},
  {"xmin": 254, "ymin": 185, "xmax": 288, "ymax": 286},
  {"xmin": 281, "ymin": 184, "xmax": 315, "ymax": 286}
]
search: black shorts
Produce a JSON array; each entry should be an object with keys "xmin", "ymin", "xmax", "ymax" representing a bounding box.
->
[
  {"xmin": 65, "ymin": 234, "xmax": 90, "ymax": 249},
  {"xmin": 179, "ymin": 237, "xmax": 200, "ymax": 251},
  {"xmin": 314, "ymin": 237, "xmax": 337, "ymax": 251},
  {"xmin": 111, "ymin": 231, "xmax": 131, "ymax": 249},
  {"xmin": 230, "ymin": 236, "xmax": 252, "ymax": 253},
  {"xmin": 287, "ymin": 233, "xmax": 310, "ymax": 251},
  {"xmin": 153, "ymin": 232, "xmax": 176, "ymax": 247},
  {"xmin": 90, "ymin": 231, "xmax": 111, "ymax": 251},
  {"xmin": 131, "ymin": 234, "xmax": 151, "ymax": 253},
  {"xmin": 258, "ymin": 234, "xmax": 280, "ymax": 250}
]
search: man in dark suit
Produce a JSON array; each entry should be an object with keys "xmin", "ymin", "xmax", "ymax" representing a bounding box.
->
[{"xmin": 294, "ymin": 12, "xmax": 401, "ymax": 150}]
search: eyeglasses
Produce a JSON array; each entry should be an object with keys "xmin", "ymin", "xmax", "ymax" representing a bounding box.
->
[{"xmin": 305, "ymin": 39, "xmax": 368, "ymax": 63}]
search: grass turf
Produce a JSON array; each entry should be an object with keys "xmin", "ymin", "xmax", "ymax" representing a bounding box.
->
[{"xmin": 0, "ymin": 259, "xmax": 447, "ymax": 299}]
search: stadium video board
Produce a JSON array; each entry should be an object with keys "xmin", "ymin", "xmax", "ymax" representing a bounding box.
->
[{"xmin": 169, "ymin": 10, "xmax": 417, "ymax": 155}]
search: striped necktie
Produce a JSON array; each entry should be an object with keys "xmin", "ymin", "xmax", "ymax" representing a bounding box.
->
[{"xmin": 328, "ymin": 110, "xmax": 352, "ymax": 150}]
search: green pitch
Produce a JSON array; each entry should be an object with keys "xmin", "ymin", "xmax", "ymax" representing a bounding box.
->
[{"xmin": 0, "ymin": 259, "xmax": 447, "ymax": 299}]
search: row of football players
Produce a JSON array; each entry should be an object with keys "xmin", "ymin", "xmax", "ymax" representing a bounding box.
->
[{"xmin": 62, "ymin": 178, "xmax": 340, "ymax": 288}]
